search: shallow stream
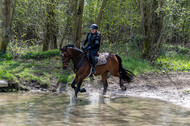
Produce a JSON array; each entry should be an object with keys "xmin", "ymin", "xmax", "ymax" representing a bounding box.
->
[{"xmin": 0, "ymin": 92, "xmax": 190, "ymax": 126}]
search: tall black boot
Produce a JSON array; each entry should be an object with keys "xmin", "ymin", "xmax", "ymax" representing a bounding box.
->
[{"xmin": 92, "ymin": 66, "xmax": 96, "ymax": 74}]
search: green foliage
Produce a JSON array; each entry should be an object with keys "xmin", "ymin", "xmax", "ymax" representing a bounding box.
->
[
  {"xmin": 58, "ymin": 74, "xmax": 68, "ymax": 83},
  {"xmin": 183, "ymin": 90, "xmax": 190, "ymax": 95},
  {"xmin": 22, "ymin": 49, "xmax": 60, "ymax": 59},
  {"xmin": 157, "ymin": 45, "xmax": 190, "ymax": 72},
  {"xmin": 100, "ymin": 43, "xmax": 157, "ymax": 74},
  {"xmin": 0, "ymin": 57, "xmax": 62, "ymax": 86},
  {"xmin": 99, "ymin": 0, "xmax": 141, "ymax": 43},
  {"xmin": 0, "ymin": 0, "xmax": 190, "ymax": 87},
  {"xmin": 157, "ymin": 54, "xmax": 190, "ymax": 72},
  {"xmin": 0, "ymin": 53, "xmax": 13, "ymax": 60},
  {"xmin": 162, "ymin": 44, "xmax": 190, "ymax": 55},
  {"xmin": 122, "ymin": 57, "xmax": 155, "ymax": 75}
]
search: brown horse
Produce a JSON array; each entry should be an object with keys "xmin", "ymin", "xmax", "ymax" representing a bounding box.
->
[{"xmin": 60, "ymin": 44, "xmax": 134, "ymax": 98}]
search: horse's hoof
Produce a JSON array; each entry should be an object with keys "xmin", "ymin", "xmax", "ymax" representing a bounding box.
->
[
  {"xmin": 121, "ymin": 86, "xmax": 126, "ymax": 91},
  {"xmin": 73, "ymin": 95, "xmax": 77, "ymax": 99},
  {"xmin": 103, "ymin": 95, "xmax": 110, "ymax": 98},
  {"xmin": 80, "ymin": 88, "xmax": 86, "ymax": 93}
]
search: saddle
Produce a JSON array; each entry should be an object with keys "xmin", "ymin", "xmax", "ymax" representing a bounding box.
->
[{"xmin": 87, "ymin": 53, "xmax": 108, "ymax": 66}]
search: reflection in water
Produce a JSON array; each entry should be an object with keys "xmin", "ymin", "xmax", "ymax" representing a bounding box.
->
[{"xmin": 0, "ymin": 92, "xmax": 190, "ymax": 126}]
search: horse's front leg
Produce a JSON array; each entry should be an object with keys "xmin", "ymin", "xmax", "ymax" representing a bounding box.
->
[
  {"xmin": 72, "ymin": 75, "xmax": 86, "ymax": 93},
  {"xmin": 71, "ymin": 75, "xmax": 78, "ymax": 89},
  {"xmin": 75, "ymin": 81, "xmax": 82, "ymax": 98}
]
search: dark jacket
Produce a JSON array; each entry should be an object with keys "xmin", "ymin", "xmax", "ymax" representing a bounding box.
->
[{"xmin": 83, "ymin": 32, "xmax": 101, "ymax": 51}]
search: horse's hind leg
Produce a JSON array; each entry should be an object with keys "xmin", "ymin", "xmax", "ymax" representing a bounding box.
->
[
  {"xmin": 101, "ymin": 71, "xmax": 109, "ymax": 95},
  {"xmin": 120, "ymin": 76, "xmax": 126, "ymax": 91}
]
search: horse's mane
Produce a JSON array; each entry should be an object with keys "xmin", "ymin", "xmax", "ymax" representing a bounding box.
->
[{"xmin": 63, "ymin": 44, "xmax": 83, "ymax": 53}]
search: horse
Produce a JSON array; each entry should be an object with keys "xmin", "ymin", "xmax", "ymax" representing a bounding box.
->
[{"xmin": 60, "ymin": 44, "xmax": 134, "ymax": 98}]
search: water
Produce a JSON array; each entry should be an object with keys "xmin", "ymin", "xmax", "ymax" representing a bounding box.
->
[{"xmin": 0, "ymin": 92, "xmax": 190, "ymax": 126}]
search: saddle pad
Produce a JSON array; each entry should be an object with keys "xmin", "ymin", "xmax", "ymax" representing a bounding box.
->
[{"xmin": 96, "ymin": 53, "xmax": 109, "ymax": 66}]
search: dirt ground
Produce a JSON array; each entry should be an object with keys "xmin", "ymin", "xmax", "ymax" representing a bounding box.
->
[{"xmin": 81, "ymin": 72, "xmax": 190, "ymax": 109}]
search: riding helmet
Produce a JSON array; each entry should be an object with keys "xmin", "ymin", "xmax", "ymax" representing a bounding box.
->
[{"xmin": 90, "ymin": 24, "xmax": 98, "ymax": 30}]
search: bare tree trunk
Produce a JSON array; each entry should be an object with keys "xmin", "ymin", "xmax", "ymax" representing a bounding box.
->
[
  {"xmin": 0, "ymin": 0, "xmax": 16, "ymax": 53},
  {"xmin": 60, "ymin": 0, "xmax": 73, "ymax": 48},
  {"xmin": 140, "ymin": 0, "xmax": 164, "ymax": 59},
  {"xmin": 140, "ymin": 0, "xmax": 151, "ymax": 59},
  {"xmin": 96, "ymin": 0, "xmax": 107, "ymax": 26},
  {"xmin": 73, "ymin": 0, "xmax": 84, "ymax": 48},
  {"xmin": 42, "ymin": 0, "xmax": 57, "ymax": 51}
]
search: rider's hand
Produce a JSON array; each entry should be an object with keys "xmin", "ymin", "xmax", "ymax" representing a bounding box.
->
[
  {"xmin": 81, "ymin": 45, "xmax": 85, "ymax": 50},
  {"xmin": 87, "ymin": 46, "xmax": 91, "ymax": 50}
]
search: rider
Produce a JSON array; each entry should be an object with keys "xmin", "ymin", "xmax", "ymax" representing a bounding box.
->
[{"xmin": 81, "ymin": 24, "xmax": 101, "ymax": 74}]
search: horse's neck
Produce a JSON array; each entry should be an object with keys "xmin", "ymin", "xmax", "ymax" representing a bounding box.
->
[{"xmin": 70, "ymin": 48, "xmax": 83, "ymax": 69}]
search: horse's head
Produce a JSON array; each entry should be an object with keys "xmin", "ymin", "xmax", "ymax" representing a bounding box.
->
[{"xmin": 60, "ymin": 44, "xmax": 75, "ymax": 69}]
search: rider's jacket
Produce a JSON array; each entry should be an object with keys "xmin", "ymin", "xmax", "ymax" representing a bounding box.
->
[{"xmin": 83, "ymin": 31, "xmax": 101, "ymax": 51}]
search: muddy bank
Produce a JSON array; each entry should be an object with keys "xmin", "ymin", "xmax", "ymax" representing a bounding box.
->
[{"xmin": 81, "ymin": 72, "xmax": 190, "ymax": 109}]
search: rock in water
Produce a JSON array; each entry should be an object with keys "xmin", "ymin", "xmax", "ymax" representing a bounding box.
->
[{"xmin": 0, "ymin": 80, "xmax": 8, "ymax": 88}]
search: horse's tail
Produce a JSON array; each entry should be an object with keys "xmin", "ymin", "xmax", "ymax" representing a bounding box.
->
[{"xmin": 115, "ymin": 54, "xmax": 134, "ymax": 83}]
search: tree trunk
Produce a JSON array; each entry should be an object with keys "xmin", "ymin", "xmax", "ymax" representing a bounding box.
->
[
  {"xmin": 0, "ymin": 0, "xmax": 16, "ymax": 53},
  {"xmin": 73, "ymin": 0, "xmax": 84, "ymax": 48},
  {"xmin": 60, "ymin": 0, "xmax": 73, "ymax": 48},
  {"xmin": 140, "ymin": 0, "xmax": 164, "ymax": 59},
  {"xmin": 140, "ymin": 0, "xmax": 151, "ymax": 59},
  {"xmin": 96, "ymin": 0, "xmax": 107, "ymax": 26},
  {"xmin": 42, "ymin": 0, "xmax": 57, "ymax": 51}
]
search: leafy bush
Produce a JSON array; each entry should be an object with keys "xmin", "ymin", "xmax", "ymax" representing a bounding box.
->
[
  {"xmin": 122, "ymin": 57, "xmax": 156, "ymax": 75},
  {"xmin": 0, "ymin": 53, "xmax": 13, "ymax": 60},
  {"xmin": 22, "ymin": 49, "xmax": 60, "ymax": 59}
]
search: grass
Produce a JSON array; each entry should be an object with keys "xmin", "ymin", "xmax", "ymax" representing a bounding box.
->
[
  {"xmin": 0, "ymin": 43, "xmax": 189, "ymax": 89},
  {"xmin": 0, "ymin": 55, "xmax": 73, "ymax": 88},
  {"xmin": 157, "ymin": 44, "xmax": 190, "ymax": 72},
  {"xmin": 22, "ymin": 49, "xmax": 60, "ymax": 59},
  {"xmin": 122, "ymin": 57, "xmax": 156, "ymax": 75},
  {"xmin": 183, "ymin": 90, "xmax": 190, "ymax": 95}
]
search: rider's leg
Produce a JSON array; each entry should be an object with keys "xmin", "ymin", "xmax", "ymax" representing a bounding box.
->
[{"xmin": 90, "ymin": 50, "xmax": 97, "ymax": 74}]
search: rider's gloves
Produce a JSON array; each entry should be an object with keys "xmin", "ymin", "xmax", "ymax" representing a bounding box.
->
[
  {"xmin": 81, "ymin": 45, "xmax": 85, "ymax": 50},
  {"xmin": 87, "ymin": 46, "xmax": 91, "ymax": 50}
]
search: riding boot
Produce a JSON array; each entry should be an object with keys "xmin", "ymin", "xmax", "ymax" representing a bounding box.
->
[{"xmin": 92, "ymin": 66, "xmax": 96, "ymax": 74}]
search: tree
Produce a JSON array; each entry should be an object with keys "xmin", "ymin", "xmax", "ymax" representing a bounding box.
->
[
  {"xmin": 140, "ymin": 0, "xmax": 166, "ymax": 59},
  {"xmin": 73, "ymin": 0, "xmax": 84, "ymax": 48},
  {"xmin": 42, "ymin": 0, "xmax": 57, "ymax": 51},
  {"xmin": 96, "ymin": 0, "xmax": 107, "ymax": 26},
  {"xmin": 0, "ymin": 0, "xmax": 16, "ymax": 53},
  {"xmin": 60, "ymin": 0, "xmax": 73, "ymax": 48}
]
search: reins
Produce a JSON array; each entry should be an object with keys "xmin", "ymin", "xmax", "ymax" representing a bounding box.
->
[{"xmin": 62, "ymin": 47, "xmax": 87, "ymax": 72}]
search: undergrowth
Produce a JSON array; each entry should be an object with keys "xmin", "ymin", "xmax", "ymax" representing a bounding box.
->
[{"xmin": 0, "ymin": 43, "xmax": 189, "ymax": 88}]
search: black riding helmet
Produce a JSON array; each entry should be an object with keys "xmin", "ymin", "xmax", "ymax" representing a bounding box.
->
[{"xmin": 90, "ymin": 24, "xmax": 98, "ymax": 30}]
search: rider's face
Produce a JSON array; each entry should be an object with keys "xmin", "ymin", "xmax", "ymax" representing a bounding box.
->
[{"xmin": 91, "ymin": 29, "xmax": 97, "ymax": 34}]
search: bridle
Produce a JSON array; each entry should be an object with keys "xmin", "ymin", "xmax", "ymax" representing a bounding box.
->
[{"xmin": 61, "ymin": 49, "xmax": 71, "ymax": 64}]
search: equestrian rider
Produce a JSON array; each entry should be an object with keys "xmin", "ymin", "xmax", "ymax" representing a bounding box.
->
[{"xmin": 82, "ymin": 24, "xmax": 101, "ymax": 74}]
